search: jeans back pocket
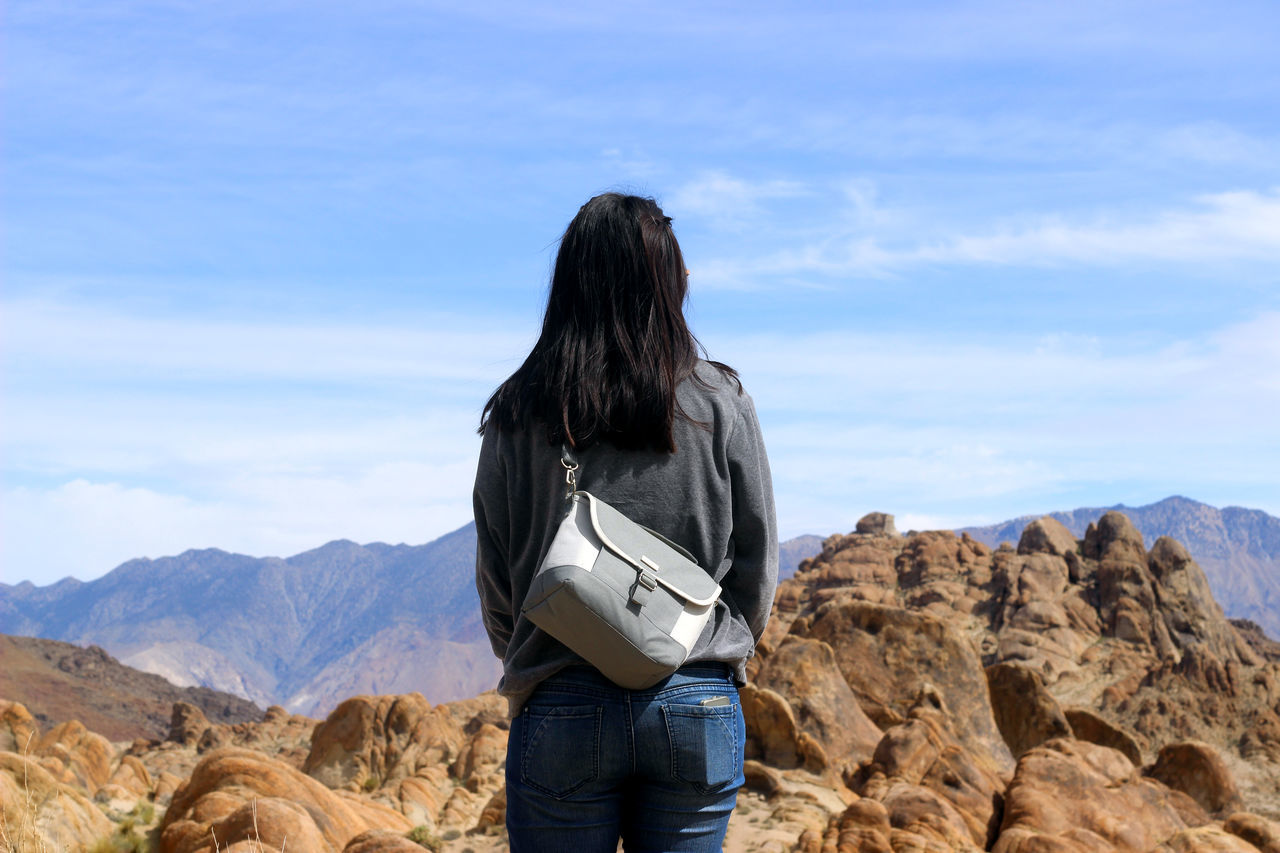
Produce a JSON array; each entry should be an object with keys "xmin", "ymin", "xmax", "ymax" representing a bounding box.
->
[
  {"xmin": 661, "ymin": 702, "xmax": 742, "ymax": 794},
  {"xmin": 519, "ymin": 705, "xmax": 602, "ymax": 799}
]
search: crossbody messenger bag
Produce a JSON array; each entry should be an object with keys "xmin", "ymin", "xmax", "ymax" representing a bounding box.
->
[{"xmin": 520, "ymin": 446, "xmax": 722, "ymax": 689}]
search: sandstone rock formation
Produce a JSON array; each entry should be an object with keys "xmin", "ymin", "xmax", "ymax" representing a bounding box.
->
[
  {"xmin": 303, "ymin": 691, "xmax": 508, "ymax": 836},
  {"xmin": 0, "ymin": 750, "xmax": 113, "ymax": 852},
  {"xmin": 756, "ymin": 510, "xmax": 1280, "ymax": 852},
  {"xmin": 160, "ymin": 747, "xmax": 412, "ymax": 853}
]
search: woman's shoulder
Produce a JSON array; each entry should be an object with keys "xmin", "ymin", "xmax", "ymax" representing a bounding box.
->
[{"xmin": 680, "ymin": 359, "xmax": 754, "ymax": 422}]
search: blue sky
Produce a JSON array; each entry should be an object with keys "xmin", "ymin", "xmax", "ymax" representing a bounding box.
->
[{"xmin": 4, "ymin": 1, "xmax": 1279, "ymax": 586}]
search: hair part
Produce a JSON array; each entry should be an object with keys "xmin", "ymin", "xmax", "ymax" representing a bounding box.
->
[{"xmin": 480, "ymin": 193, "xmax": 737, "ymax": 452}]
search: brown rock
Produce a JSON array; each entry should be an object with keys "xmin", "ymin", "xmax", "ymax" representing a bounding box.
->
[
  {"xmin": 856, "ymin": 512, "xmax": 898, "ymax": 536},
  {"xmin": 754, "ymin": 636, "xmax": 882, "ymax": 772},
  {"xmin": 0, "ymin": 750, "xmax": 114, "ymax": 852},
  {"xmin": 0, "ymin": 701, "xmax": 39, "ymax": 754},
  {"xmin": 1147, "ymin": 741, "xmax": 1243, "ymax": 816},
  {"xmin": 343, "ymin": 828, "xmax": 427, "ymax": 852},
  {"xmin": 170, "ymin": 701, "xmax": 213, "ymax": 745},
  {"xmin": 302, "ymin": 692, "xmax": 508, "ymax": 835},
  {"xmin": 159, "ymin": 747, "xmax": 412, "ymax": 853},
  {"xmin": 206, "ymin": 797, "xmax": 329, "ymax": 852},
  {"xmin": 806, "ymin": 599, "xmax": 1015, "ymax": 775},
  {"xmin": 740, "ymin": 684, "xmax": 810, "ymax": 770},
  {"xmin": 986, "ymin": 662, "xmax": 1073, "ymax": 758},
  {"xmin": 852, "ymin": 686, "xmax": 1007, "ymax": 848},
  {"xmin": 1017, "ymin": 517, "xmax": 1079, "ymax": 558},
  {"xmin": 1224, "ymin": 812, "xmax": 1280, "ymax": 853},
  {"xmin": 808, "ymin": 797, "xmax": 895, "ymax": 853},
  {"xmin": 1158, "ymin": 825, "xmax": 1266, "ymax": 852},
  {"xmin": 34, "ymin": 719, "xmax": 115, "ymax": 793},
  {"xmin": 994, "ymin": 738, "xmax": 1191, "ymax": 852},
  {"xmin": 1063, "ymin": 707, "xmax": 1144, "ymax": 766}
]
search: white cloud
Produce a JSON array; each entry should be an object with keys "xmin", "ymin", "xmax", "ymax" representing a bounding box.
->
[{"xmin": 683, "ymin": 184, "xmax": 1280, "ymax": 288}]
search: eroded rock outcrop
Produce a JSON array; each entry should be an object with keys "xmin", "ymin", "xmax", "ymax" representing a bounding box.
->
[
  {"xmin": 160, "ymin": 747, "xmax": 412, "ymax": 853},
  {"xmin": 0, "ymin": 750, "xmax": 114, "ymax": 852},
  {"xmin": 303, "ymin": 691, "xmax": 508, "ymax": 836}
]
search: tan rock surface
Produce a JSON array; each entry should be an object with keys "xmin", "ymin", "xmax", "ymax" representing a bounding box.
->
[
  {"xmin": 987, "ymin": 662, "xmax": 1073, "ymax": 758},
  {"xmin": 1224, "ymin": 812, "xmax": 1280, "ymax": 853},
  {"xmin": 0, "ymin": 701, "xmax": 39, "ymax": 755},
  {"xmin": 1148, "ymin": 741, "xmax": 1244, "ymax": 816},
  {"xmin": 344, "ymin": 828, "xmax": 428, "ymax": 852},
  {"xmin": 34, "ymin": 719, "xmax": 115, "ymax": 793},
  {"xmin": 160, "ymin": 746, "xmax": 412, "ymax": 853},
  {"xmin": 0, "ymin": 750, "xmax": 114, "ymax": 852},
  {"xmin": 993, "ymin": 738, "xmax": 1199, "ymax": 852},
  {"xmin": 303, "ymin": 692, "xmax": 508, "ymax": 834}
]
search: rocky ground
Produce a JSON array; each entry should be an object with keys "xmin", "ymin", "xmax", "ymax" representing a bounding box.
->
[{"xmin": 3, "ymin": 510, "xmax": 1280, "ymax": 852}]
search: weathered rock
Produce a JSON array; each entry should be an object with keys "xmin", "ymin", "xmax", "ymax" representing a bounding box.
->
[
  {"xmin": 994, "ymin": 738, "xmax": 1197, "ymax": 853},
  {"xmin": 986, "ymin": 662, "xmax": 1073, "ymax": 758},
  {"xmin": 856, "ymin": 512, "xmax": 898, "ymax": 536},
  {"xmin": 343, "ymin": 828, "xmax": 427, "ymax": 852},
  {"xmin": 754, "ymin": 636, "xmax": 883, "ymax": 775},
  {"xmin": 851, "ymin": 686, "xmax": 1007, "ymax": 849},
  {"xmin": 740, "ymin": 683, "xmax": 811, "ymax": 770},
  {"xmin": 34, "ymin": 719, "xmax": 115, "ymax": 793},
  {"xmin": 0, "ymin": 750, "xmax": 114, "ymax": 852},
  {"xmin": 170, "ymin": 701, "xmax": 213, "ymax": 745},
  {"xmin": 302, "ymin": 692, "xmax": 508, "ymax": 835},
  {"xmin": 0, "ymin": 701, "xmax": 39, "ymax": 754},
  {"xmin": 1224, "ymin": 812, "xmax": 1280, "ymax": 853},
  {"xmin": 1147, "ymin": 741, "xmax": 1243, "ymax": 816},
  {"xmin": 806, "ymin": 599, "xmax": 1015, "ymax": 776},
  {"xmin": 1063, "ymin": 707, "xmax": 1143, "ymax": 766},
  {"xmin": 1017, "ymin": 517, "xmax": 1079, "ymax": 558},
  {"xmin": 1157, "ymin": 825, "xmax": 1267, "ymax": 852},
  {"xmin": 160, "ymin": 747, "xmax": 412, "ymax": 853}
]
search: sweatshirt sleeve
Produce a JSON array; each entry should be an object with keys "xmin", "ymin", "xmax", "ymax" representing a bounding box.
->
[
  {"xmin": 473, "ymin": 428, "xmax": 514, "ymax": 659},
  {"xmin": 723, "ymin": 397, "xmax": 778, "ymax": 641}
]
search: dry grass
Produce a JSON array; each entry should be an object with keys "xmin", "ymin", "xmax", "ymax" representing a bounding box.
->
[
  {"xmin": 209, "ymin": 799, "xmax": 286, "ymax": 853},
  {"xmin": 0, "ymin": 733, "xmax": 57, "ymax": 853}
]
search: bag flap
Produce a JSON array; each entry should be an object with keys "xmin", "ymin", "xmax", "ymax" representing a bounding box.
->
[{"xmin": 579, "ymin": 492, "xmax": 721, "ymax": 607}]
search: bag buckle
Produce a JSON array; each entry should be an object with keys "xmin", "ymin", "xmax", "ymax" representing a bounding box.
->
[{"xmin": 629, "ymin": 569, "xmax": 657, "ymax": 607}]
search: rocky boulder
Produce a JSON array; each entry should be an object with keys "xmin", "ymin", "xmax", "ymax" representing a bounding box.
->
[
  {"xmin": 986, "ymin": 662, "xmax": 1073, "ymax": 758},
  {"xmin": 856, "ymin": 512, "xmax": 899, "ymax": 536},
  {"xmin": 303, "ymin": 692, "xmax": 507, "ymax": 836},
  {"xmin": 993, "ymin": 738, "xmax": 1206, "ymax": 852},
  {"xmin": 1148, "ymin": 741, "xmax": 1244, "ymax": 817},
  {"xmin": 0, "ymin": 750, "xmax": 114, "ymax": 852},
  {"xmin": 160, "ymin": 747, "xmax": 411, "ymax": 853}
]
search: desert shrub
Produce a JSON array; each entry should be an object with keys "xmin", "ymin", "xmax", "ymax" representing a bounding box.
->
[
  {"xmin": 361, "ymin": 774, "xmax": 381, "ymax": 792},
  {"xmin": 406, "ymin": 824, "xmax": 443, "ymax": 851},
  {"xmin": 131, "ymin": 800, "xmax": 156, "ymax": 825}
]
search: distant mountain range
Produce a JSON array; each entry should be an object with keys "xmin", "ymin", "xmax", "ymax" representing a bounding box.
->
[
  {"xmin": 4, "ymin": 497, "xmax": 1272, "ymax": 716},
  {"xmin": 1, "ymin": 525, "xmax": 486, "ymax": 716},
  {"xmin": 960, "ymin": 495, "xmax": 1280, "ymax": 640},
  {"xmin": 0, "ymin": 524, "xmax": 825, "ymax": 716}
]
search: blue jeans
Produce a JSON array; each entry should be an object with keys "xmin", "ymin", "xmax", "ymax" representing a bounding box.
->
[{"xmin": 506, "ymin": 664, "xmax": 746, "ymax": 853}]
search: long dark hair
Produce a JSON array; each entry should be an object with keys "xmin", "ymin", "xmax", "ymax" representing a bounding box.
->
[{"xmin": 479, "ymin": 193, "xmax": 737, "ymax": 452}]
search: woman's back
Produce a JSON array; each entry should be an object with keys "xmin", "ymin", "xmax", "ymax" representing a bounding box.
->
[{"xmin": 472, "ymin": 192, "xmax": 776, "ymax": 852}]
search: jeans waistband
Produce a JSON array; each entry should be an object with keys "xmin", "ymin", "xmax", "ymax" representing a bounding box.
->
[{"xmin": 540, "ymin": 663, "xmax": 734, "ymax": 695}]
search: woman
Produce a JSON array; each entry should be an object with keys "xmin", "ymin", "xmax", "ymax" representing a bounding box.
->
[{"xmin": 473, "ymin": 192, "xmax": 777, "ymax": 852}]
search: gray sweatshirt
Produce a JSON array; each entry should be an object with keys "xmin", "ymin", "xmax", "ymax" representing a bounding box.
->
[{"xmin": 473, "ymin": 360, "xmax": 778, "ymax": 714}]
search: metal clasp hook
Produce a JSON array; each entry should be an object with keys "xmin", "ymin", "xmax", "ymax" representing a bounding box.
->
[{"xmin": 561, "ymin": 457, "xmax": 578, "ymax": 498}]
